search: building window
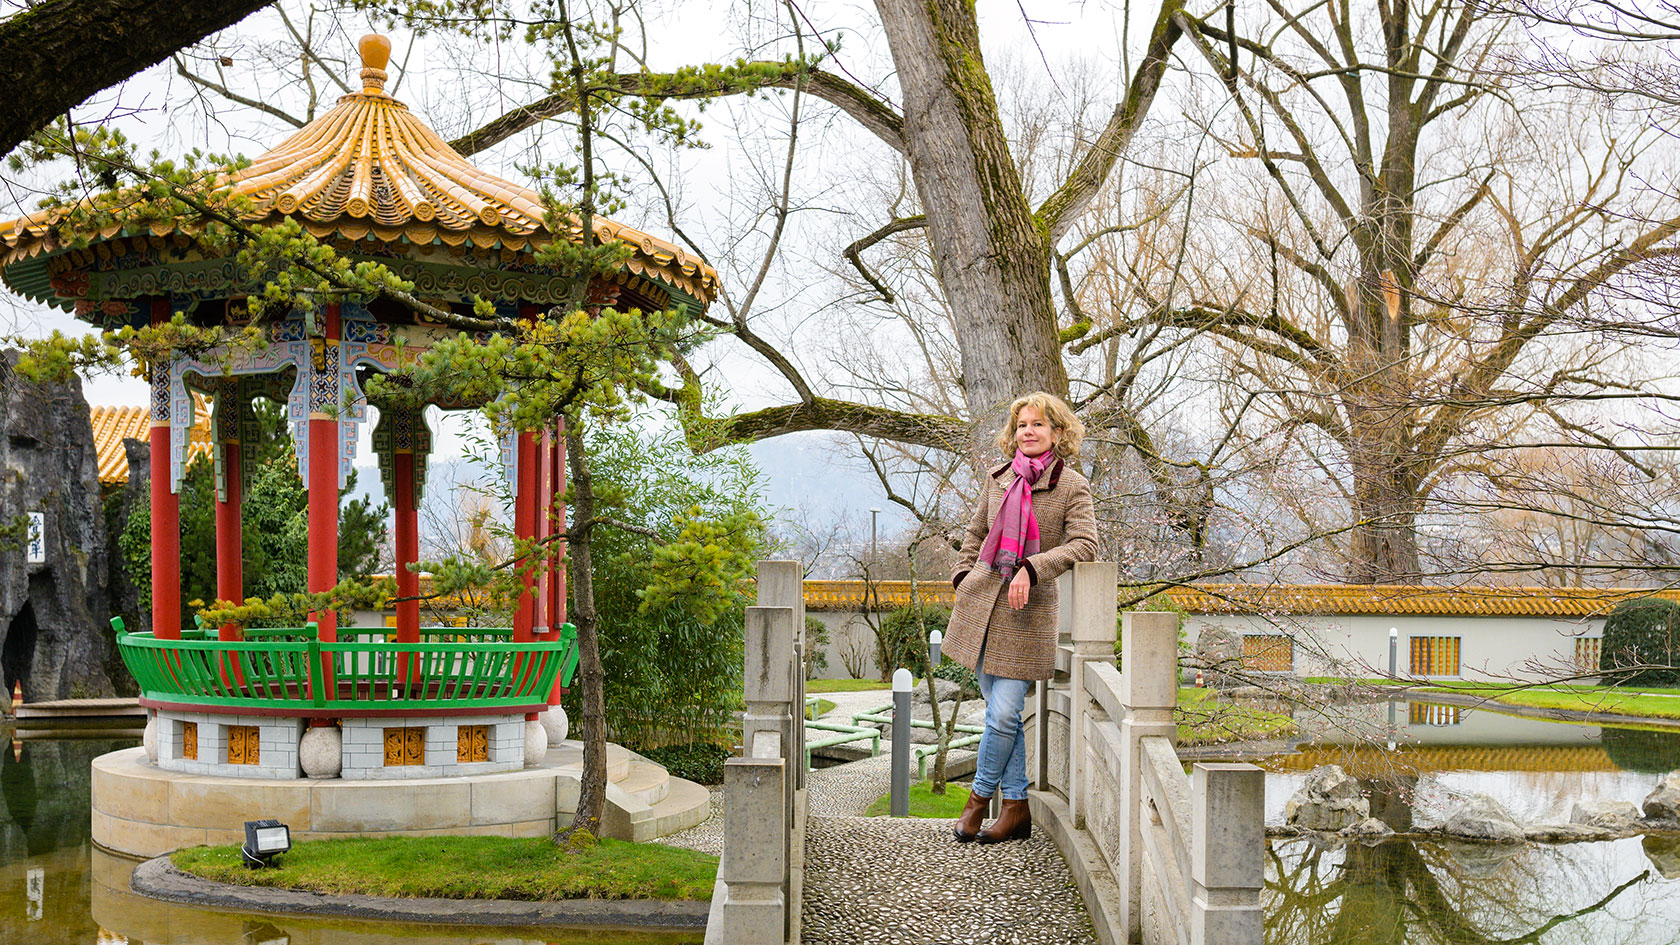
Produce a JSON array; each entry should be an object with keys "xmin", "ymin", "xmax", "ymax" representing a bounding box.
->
[
  {"xmin": 226, "ymin": 726, "xmax": 260, "ymax": 765},
  {"xmin": 385, "ymin": 727, "xmax": 426, "ymax": 766},
  {"xmin": 1409, "ymin": 702, "xmax": 1462, "ymax": 726},
  {"xmin": 1241, "ymin": 635, "xmax": 1294, "ymax": 672},
  {"xmin": 457, "ymin": 725, "xmax": 489, "ymax": 763},
  {"xmin": 1410, "ymin": 636, "xmax": 1461, "ymax": 677},
  {"xmin": 1575, "ymin": 637, "xmax": 1602, "ymax": 674},
  {"xmin": 180, "ymin": 721, "xmax": 198, "ymax": 761}
]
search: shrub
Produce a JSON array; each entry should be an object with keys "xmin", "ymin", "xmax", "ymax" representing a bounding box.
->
[
  {"xmin": 563, "ymin": 421, "xmax": 768, "ymax": 750},
  {"xmin": 805, "ymin": 616, "xmax": 831, "ymax": 680},
  {"xmin": 876, "ymin": 606, "xmax": 948, "ymax": 680},
  {"xmin": 931, "ymin": 656, "xmax": 979, "ymax": 698},
  {"xmin": 1600, "ymin": 598, "xmax": 1680, "ymax": 687},
  {"xmin": 641, "ymin": 742, "xmax": 732, "ymax": 785}
]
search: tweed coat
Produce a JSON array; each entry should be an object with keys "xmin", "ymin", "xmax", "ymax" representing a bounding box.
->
[{"xmin": 943, "ymin": 457, "xmax": 1098, "ymax": 680}]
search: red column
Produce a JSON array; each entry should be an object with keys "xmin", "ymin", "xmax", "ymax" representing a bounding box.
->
[
  {"xmin": 149, "ymin": 422, "xmax": 181, "ymax": 639},
  {"xmin": 216, "ymin": 439, "xmax": 243, "ymax": 639},
  {"xmin": 394, "ymin": 450, "xmax": 419, "ymax": 643},
  {"xmin": 394, "ymin": 447, "xmax": 419, "ymax": 688},
  {"xmin": 307, "ymin": 304, "xmax": 340, "ymax": 646},
  {"xmin": 149, "ymin": 299, "xmax": 181, "ymax": 640},
  {"xmin": 552, "ymin": 420, "xmax": 567, "ymax": 626},
  {"xmin": 549, "ymin": 419, "xmax": 567, "ymax": 705},
  {"xmin": 535, "ymin": 426, "xmax": 551, "ymax": 635},
  {"xmin": 513, "ymin": 430, "xmax": 538, "ymax": 642}
]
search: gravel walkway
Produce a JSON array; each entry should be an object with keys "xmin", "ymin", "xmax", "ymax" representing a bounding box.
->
[{"xmin": 801, "ymin": 815, "xmax": 1097, "ymax": 945}]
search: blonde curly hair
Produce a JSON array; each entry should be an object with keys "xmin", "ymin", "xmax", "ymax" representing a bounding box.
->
[{"xmin": 994, "ymin": 391, "xmax": 1084, "ymax": 459}]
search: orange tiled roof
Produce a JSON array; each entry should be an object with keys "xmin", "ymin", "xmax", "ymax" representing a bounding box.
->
[
  {"xmin": 798, "ymin": 580, "xmax": 1680, "ymax": 618},
  {"xmin": 89, "ymin": 400, "xmax": 211, "ymax": 486},
  {"xmin": 1, "ymin": 35, "xmax": 717, "ymax": 307}
]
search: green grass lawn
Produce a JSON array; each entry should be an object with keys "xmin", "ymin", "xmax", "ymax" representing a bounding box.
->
[
  {"xmin": 865, "ymin": 781, "xmax": 974, "ymax": 818},
  {"xmin": 1419, "ymin": 683, "xmax": 1680, "ymax": 720},
  {"xmin": 807, "ymin": 678, "xmax": 892, "ymax": 693},
  {"xmin": 1176, "ymin": 687, "xmax": 1298, "ymax": 744},
  {"xmin": 171, "ymin": 835, "xmax": 717, "ymax": 901},
  {"xmin": 805, "ymin": 698, "xmax": 837, "ymax": 719}
]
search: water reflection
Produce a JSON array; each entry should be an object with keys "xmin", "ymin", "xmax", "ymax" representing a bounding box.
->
[
  {"xmin": 1260, "ymin": 707, "xmax": 1680, "ymax": 944},
  {"xmin": 1264, "ymin": 702, "xmax": 1680, "ymax": 827},
  {"xmin": 1267, "ymin": 837, "xmax": 1677, "ymax": 945},
  {"xmin": 0, "ymin": 729, "xmax": 700, "ymax": 945}
]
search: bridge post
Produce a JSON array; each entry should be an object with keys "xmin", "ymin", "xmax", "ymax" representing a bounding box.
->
[
  {"xmin": 719, "ymin": 734, "xmax": 787, "ymax": 945},
  {"xmin": 1190, "ymin": 763, "xmax": 1264, "ymax": 945},
  {"xmin": 755, "ymin": 561, "xmax": 806, "ymax": 794},
  {"xmin": 1119, "ymin": 611, "xmax": 1179, "ymax": 943},
  {"xmin": 1069, "ymin": 561, "xmax": 1117, "ymax": 829}
]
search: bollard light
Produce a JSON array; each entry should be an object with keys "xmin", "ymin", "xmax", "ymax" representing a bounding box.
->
[
  {"xmin": 242, "ymin": 819, "xmax": 291, "ymax": 869},
  {"xmin": 928, "ymin": 629, "xmax": 943, "ymax": 669},
  {"xmin": 891, "ymin": 668, "xmax": 912, "ymax": 816}
]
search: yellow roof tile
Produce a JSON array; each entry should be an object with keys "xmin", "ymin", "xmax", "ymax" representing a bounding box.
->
[
  {"xmin": 89, "ymin": 399, "xmax": 212, "ymax": 487},
  {"xmin": 797, "ymin": 580, "xmax": 1680, "ymax": 618}
]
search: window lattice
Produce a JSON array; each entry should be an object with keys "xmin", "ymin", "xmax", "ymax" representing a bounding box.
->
[
  {"xmin": 1241, "ymin": 635, "xmax": 1294, "ymax": 672},
  {"xmin": 1575, "ymin": 637, "xmax": 1602, "ymax": 674},
  {"xmin": 1410, "ymin": 636, "xmax": 1461, "ymax": 677}
]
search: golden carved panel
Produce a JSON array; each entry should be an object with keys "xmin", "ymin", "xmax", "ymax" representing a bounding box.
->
[
  {"xmin": 457, "ymin": 725, "xmax": 488, "ymax": 764},
  {"xmin": 227, "ymin": 726, "xmax": 259, "ymax": 765},
  {"xmin": 181, "ymin": 722, "xmax": 197, "ymax": 761},
  {"xmin": 384, "ymin": 727, "xmax": 425, "ymax": 766}
]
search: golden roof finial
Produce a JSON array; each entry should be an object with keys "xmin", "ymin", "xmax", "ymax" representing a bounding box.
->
[{"xmin": 358, "ymin": 34, "xmax": 392, "ymax": 95}]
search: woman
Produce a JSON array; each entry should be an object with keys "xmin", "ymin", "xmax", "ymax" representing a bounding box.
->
[{"xmin": 945, "ymin": 392, "xmax": 1097, "ymax": 843}]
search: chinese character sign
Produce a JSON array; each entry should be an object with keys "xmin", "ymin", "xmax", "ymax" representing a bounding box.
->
[{"xmin": 26, "ymin": 511, "xmax": 43, "ymax": 564}]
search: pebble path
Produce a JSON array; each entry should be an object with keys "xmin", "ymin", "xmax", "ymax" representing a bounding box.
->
[
  {"xmin": 801, "ymin": 816, "xmax": 1097, "ymax": 945},
  {"xmin": 657, "ymin": 690, "xmax": 1098, "ymax": 944}
]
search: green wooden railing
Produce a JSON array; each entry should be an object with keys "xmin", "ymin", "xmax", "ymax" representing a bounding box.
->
[{"xmin": 112, "ymin": 620, "xmax": 579, "ymax": 716}]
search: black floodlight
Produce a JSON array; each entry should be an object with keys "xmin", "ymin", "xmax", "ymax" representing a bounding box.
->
[{"xmin": 242, "ymin": 819, "xmax": 291, "ymax": 869}]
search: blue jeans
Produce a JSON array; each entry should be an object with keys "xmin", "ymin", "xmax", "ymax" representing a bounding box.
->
[{"xmin": 972, "ymin": 640, "xmax": 1031, "ymax": 801}]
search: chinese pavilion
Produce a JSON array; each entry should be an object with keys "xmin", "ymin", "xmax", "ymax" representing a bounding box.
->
[{"xmin": 0, "ymin": 35, "xmax": 717, "ymax": 845}]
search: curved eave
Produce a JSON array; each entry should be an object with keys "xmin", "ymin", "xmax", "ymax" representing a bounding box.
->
[{"xmin": 1, "ymin": 214, "xmax": 717, "ymax": 315}]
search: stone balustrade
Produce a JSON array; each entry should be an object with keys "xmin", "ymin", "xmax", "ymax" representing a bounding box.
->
[
  {"xmin": 706, "ymin": 562, "xmax": 808, "ymax": 945},
  {"xmin": 1027, "ymin": 562, "xmax": 1265, "ymax": 945}
]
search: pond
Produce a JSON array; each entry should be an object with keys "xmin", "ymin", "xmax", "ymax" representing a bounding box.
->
[
  {"xmin": 1255, "ymin": 701, "xmax": 1680, "ymax": 945},
  {"xmin": 0, "ymin": 729, "xmax": 701, "ymax": 945}
]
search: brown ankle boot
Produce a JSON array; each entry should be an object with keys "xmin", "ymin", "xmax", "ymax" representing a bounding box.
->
[
  {"xmin": 953, "ymin": 788, "xmax": 990, "ymax": 842},
  {"xmin": 977, "ymin": 797, "xmax": 1031, "ymax": 843}
]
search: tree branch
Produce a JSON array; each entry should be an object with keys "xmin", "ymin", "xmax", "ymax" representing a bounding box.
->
[
  {"xmin": 448, "ymin": 66, "xmax": 906, "ymax": 157},
  {"xmin": 1035, "ymin": 0, "xmax": 1185, "ymax": 240},
  {"xmin": 0, "ymin": 0, "xmax": 275, "ymax": 157}
]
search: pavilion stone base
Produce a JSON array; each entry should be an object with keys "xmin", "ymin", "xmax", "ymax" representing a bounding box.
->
[
  {"xmin": 154, "ymin": 711, "xmax": 305, "ymax": 780},
  {"xmin": 148, "ymin": 709, "xmax": 528, "ymax": 780},
  {"xmin": 339, "ymin": 714, "xmax": 525, "ymax": 779},
  {"xmin": 91, "ymin": 740, "xmax": 713, "ymax": 858}
]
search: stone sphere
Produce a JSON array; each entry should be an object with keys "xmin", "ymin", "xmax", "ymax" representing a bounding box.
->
[
  {"xmin": 300, "ymin": 725, "xmax": 343, "ymax": 779},
  {"xmin": 524, "ymin": 719, "xmax": 549, "ymax": 766},
  {"xmin": 142, "ymin": 715, "xmax": 159, "ymax": 764},
  {"xmin": 539, "ymin": 705, "xmax": 569, "ymax": 744}
]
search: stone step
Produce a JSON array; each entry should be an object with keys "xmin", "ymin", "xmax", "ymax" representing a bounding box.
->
[
  {"xmin": 541, "ymin": 739, "xmax": 631, "ymax": 782},
  {"xmin": 615, "ymin": 759, "xmax": 672, "ymax": 807},
  {"xmin": 604, "ymin": 775, "xmax": 711, "ymax": 843}
]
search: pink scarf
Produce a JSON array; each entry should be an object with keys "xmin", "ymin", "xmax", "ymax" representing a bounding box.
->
[{"xmin": 979, "ymin": 450, "xmax": 1054, "ymax": 582}]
